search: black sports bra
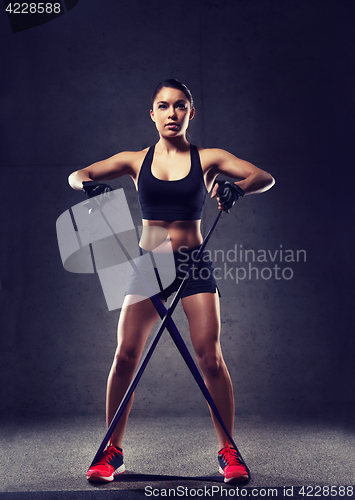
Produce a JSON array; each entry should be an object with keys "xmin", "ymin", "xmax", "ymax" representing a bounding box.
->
[{"xmin": 137, "ymin": 144, "xmax": 208, "ymax": 221}]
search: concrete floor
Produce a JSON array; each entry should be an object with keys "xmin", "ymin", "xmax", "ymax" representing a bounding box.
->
[{"xmin": 0, "ymin": 414, "xmax": 354, "ymax": 499}]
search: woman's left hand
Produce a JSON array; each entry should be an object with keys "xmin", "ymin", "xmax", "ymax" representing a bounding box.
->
[{"xmin": 211, "ymin": 180, "xmax": 244, "ymax": 213}]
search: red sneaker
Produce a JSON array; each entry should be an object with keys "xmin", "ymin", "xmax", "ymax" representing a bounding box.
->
[
  {"xmin": 87, "ymin": 445, "xmax": 125, "ymax": 482},
  {"xmin": 218, "ymin": 442, "xmax": 249, "ymax": 483}
]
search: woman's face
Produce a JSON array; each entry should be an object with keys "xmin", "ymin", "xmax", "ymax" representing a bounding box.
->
[{"xmin": 150, "ymin": 87, "xmax": 195, "ymax": 138}]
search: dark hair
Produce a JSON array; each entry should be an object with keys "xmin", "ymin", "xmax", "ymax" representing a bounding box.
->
[{"xmin": 151, "ymin": 79, "xmax": 194, "ymax": 109}]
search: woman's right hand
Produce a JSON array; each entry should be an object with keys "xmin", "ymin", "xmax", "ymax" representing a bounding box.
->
[
  {"xmin": 82, "ymin": 180, "xmax": 112, "ymax": 198},
  {"xmin": 82, "ymin": 181, "xmax": 113, "ymax": 213}
]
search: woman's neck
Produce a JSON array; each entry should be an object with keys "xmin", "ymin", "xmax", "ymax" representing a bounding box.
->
[{"xmin": 156, "ymin": 135, "xmax": 190, "ymax": 154}]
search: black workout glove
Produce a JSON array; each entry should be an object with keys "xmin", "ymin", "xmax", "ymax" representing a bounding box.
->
[
  {"xmin": 82, "ymin": 180, "xmax": 112, "ymax": 198},
  {"xmin": 213, "ymin": 180, "xmax": 244, "ymax": 213},
  {"xmin": 82, "ymin": 181, "xmax": 113, "ymax": 213}
]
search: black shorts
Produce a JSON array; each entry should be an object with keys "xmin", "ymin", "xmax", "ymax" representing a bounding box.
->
[{"xmin": 125, "ymin": 245, "xmax": 220, "ymax": 301}]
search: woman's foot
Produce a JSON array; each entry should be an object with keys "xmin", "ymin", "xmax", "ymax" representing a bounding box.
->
[
  {"xmin": 87, "ymin": 445, "xmax": 125, "ymax": 482},
  {"xmin": 218, "ymin": 442, "xmax": 249, "ymax": 483}
]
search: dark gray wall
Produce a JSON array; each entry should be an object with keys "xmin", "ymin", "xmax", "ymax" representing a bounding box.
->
[{"xmin": 0, "ymin": 0, "xmax": 354, "ymax": 420}]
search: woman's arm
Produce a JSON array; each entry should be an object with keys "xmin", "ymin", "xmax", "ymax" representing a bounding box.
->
[
  {"xmin": 205, "ymin": 149, "xmax": 275, "ymax": 198},
  {"xmin": 68, "ymin": 151, "xmax": 138, "ymax": 190}
]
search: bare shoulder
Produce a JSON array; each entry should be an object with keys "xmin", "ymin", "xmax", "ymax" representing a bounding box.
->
[
  {"xmin": 126, "ymin": 148, "xmax": 150, "ymax": 181},
  {"xmin": 197, "ymin": 146, "xmax": 263, "ymax": 180},
  {"xmin": 111, "ymin": 147, "xmax": 149, "ymax": 172},
  {"xmin": 197, "ymin": 147, "xmax": 235, "ymax": 172},
  {"xmin": 83, "ymin": 147, "xmax": 149, "ymax": 182}
]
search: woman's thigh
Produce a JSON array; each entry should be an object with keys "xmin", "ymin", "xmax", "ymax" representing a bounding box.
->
[
  {"xmin": 181, "ymin": 292, "xmax": 221, "ymax": 357},
  {"xmin": 116, "ymin": 295, "xmax": 163, "ymax": 358}
]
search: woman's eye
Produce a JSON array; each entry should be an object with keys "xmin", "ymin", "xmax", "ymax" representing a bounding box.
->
[{"xmin": 158, "ymin": 104, "xmax": 167, "ymax": 109}]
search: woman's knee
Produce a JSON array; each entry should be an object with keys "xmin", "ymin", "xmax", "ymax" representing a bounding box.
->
[
  {"xmin": 196, "ymin": 349, "xmax": 223, "ymax": 378},
  {"xmin": 111, "ymin": 347, "xmax": 140, "ymax": 377}
]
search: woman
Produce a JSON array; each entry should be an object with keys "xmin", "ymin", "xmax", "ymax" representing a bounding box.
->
[{"xmin": 68, "ymin": 79, "xmax": 275, "ymax": 483}]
